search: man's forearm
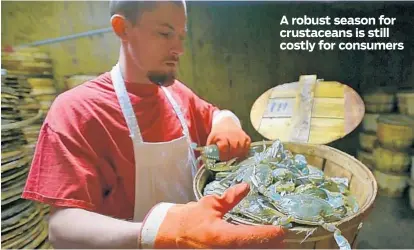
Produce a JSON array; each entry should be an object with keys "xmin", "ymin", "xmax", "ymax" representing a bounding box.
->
[
  {"xmin": 212, "ymin": 110, "xmax": 241, "ymax": 127},
  {"xmin": 48, "ymin": 207, "xmax": 141, "ymax": 249}
]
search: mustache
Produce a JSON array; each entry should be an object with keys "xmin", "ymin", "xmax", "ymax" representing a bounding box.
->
[{"xmin": 165, "ymin": 56, "xmax": 179, "ymax": 62}]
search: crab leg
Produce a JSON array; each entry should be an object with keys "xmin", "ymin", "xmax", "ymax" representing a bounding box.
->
[{"xmin": 322, "ymin": 223, "xmax": 351, "ymax": 250}]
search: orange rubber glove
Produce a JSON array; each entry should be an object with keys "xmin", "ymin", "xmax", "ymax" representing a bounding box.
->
[
  {"xmin": 138, "ymin": 182, "xmax": 286, "ymax": 249},
  {"xmin": 206, "ymin": 115, "xmax": 251, "ymax": 161}
]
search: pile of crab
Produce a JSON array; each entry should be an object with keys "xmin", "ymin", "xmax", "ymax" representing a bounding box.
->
[{"xmin": 199, "ymin": 140, "xmax": 359, "ymax": 250}]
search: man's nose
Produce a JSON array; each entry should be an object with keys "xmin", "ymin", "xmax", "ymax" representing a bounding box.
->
[{"xmin": 171, "ymin": 38, "xmax": 184, "ymax": 56}]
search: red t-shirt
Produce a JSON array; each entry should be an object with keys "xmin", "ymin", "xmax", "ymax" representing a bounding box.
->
[{"xmin": 22, "ymin": 72, "xmax": 219, "ymax": 220}]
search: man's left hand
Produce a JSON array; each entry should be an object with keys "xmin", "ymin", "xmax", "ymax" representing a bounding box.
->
[{"xmin": 206, "ymin": 116, "xmax": 251, "ymax": 161}]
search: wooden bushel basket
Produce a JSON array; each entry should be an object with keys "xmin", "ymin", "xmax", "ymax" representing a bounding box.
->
[
  {"xmin": 396, "ymin": 89, "xmax": 414, "ymax": 116},
  {"xmin": 193, "ymin": 141, "xmax": 377, "ymax": 249},
  {"xmin": 194, "ymin": 74, "xmax": 376, "ymax": 248}
]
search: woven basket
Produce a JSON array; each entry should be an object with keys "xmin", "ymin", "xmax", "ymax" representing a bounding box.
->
[
  {"xmin": 377, "ymin": 114, "xmax": 414, "ymax": 150},
  {"xmin": 396, "ymin": 90, "xmax": 414, "ymax": 116},
  {"xmin": 193, "ymin": 141, "xmax": 377, "ymax": 249}
]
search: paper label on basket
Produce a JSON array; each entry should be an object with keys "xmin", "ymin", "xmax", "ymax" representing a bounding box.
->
[{"xmin": 263, "ymin": 99, "xmax": 294, "ymax": 118}]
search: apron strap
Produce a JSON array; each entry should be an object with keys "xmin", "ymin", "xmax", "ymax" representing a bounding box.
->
[
  {"xmin": 111, "ymin": 62, "xmax": 198, "ymax": 175},
  {"xmin": 111, "ymin": 64, "xmax": 144, "ymax": 143},
  {"xmin": 161, "ymin": 86, "xmax": 198, "ymax": 175},
  {"xmin": 160, "ymin": 86, "xmax": 189, "ymax": 137}
]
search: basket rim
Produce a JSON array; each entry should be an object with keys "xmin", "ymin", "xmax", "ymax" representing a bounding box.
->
[
  {"xmin": 377, "ymin": 113, "xmax": 414, "ymax": 126},
  {"xmin": 396, "ymin": 90, "xmax": 414, "ymax": 97},
  {"xmin": 193, "ymin": 140, "xmax": 378, "ymax": 232}
]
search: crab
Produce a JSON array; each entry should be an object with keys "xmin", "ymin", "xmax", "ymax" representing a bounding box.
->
[
  {"xmin": 322, "ymin": 188, "xmax": 359, "ymax": 215},
  {"xmin": 272, "ymin": 168, "xmax": 294, "ymax": 181},
  {"xmin": 295, "ymin": 183, "xmax": 328, "ymax": 200},
  {"xmin": 191, "ymin": 143, "xmax": 221, "ymax": 170},
  {"xmin": 229, "ymin": 193, "xmax": 284, "ymax": 224},
  {"xmin": 191, "ymin": 143, "xmax": 240, "ymax": 172},
  {"xmin": 251, "ymin": 175, "xmax": 352, "ymax": 250},
  {"xmin": 206, "ymin": 157, "xmax": 239, "ymax": 172},
  {"xmin": 200, "ymin": 139, "xmax": 358, "ymax": 250},
  {"xmin": 203, "ymin": 180, "xmax": 227, "ymax": 196}
]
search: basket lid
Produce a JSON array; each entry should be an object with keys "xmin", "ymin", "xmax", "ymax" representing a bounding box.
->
[
  {"xmin": 377, "ymin": 114, "xmax": 414, "ymax": 126},
  {"xmin": 250, "ymin": 75, "xmax": 365, "ymax": 145}
]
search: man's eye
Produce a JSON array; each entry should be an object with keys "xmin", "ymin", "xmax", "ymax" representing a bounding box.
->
[{"xmin": 159, "ymin": 32, "xmax": 171, "ymax": 38}]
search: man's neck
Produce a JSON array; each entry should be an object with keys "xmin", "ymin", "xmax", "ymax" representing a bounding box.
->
[{"xmin": 118, "ymin": 46, "xmax": 152, "ymax": 85}]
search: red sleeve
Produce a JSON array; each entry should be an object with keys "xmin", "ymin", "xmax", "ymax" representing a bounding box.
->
[
  {"xmin": 190, "ymin": 92, "xmax": 220, "ymax": 146},
  {"xmin": 22, "ymin": 99, "xmax": 105, "ymax": 212}
]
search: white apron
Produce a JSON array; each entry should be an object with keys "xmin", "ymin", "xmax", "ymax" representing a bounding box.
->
[{"xmin": 111, "ymin": 63, "xmax": 197, "ymax": 221}]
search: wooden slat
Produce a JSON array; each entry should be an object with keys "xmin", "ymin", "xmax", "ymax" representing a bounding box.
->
[
  {"xmin": 350, "ymin": 177, "xmax": 368, "ymax": 207},
  {"xmin": 286, "ymin": 241, "xmax": 316, "ymax": 249},
  {"xmin": 313, "ymin": 81, "xmax": 345, "ymax": 98},
  {"xmin": 303, "ymin": 154, "xmax": 325, "ymax": 170},
  {"xmin": 308, "ymin": 118, "xmax": 345, "ymax": 144},
  {"xmin": 257, "ymin": 118, "xmax": 291, "ymax": 141},
  {"xmin": 314, "ymin": 235, "xmax": 337, "ymax": 248},
  {"xmin": 258, "ymin": 117, "xmax": 356, "ymax": 146},
  {"xmin": 324, "ymin": 160, "xmax": 353, "ymax": 179},
  {"xmin": 312, "ymin": 97, "xmax": 345, "ymax": 118},
  {"xmin": 288, "ymin": 75, "xmax": 317, "ymax": 142}
]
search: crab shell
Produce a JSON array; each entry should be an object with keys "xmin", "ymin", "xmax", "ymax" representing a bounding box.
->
[
  {"xmin": 230, "ymin": 193, "xmax": 285, "ymax": 224},
  {"xmin": 270, "ymin": 193, "xmax": 347, "ymax": 226}
]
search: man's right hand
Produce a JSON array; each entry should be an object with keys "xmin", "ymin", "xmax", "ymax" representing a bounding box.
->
[{"xmin": 138, "ymin": 182, "xmax": 286, "ymax": 249}]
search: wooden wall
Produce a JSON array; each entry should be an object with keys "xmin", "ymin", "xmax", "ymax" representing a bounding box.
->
[{"xmin": 2, "ymin": 1, "xmax": 413, "ymax": 156}]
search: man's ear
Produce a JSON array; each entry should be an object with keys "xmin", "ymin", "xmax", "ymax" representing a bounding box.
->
[{"xmin": 111, "ymin": 14, "xmax": 128, "ymax": 41}]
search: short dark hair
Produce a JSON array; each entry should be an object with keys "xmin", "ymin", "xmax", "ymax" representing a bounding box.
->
[{"xmin": 109, "ymin": 1, "xmax": 186, "ymax": 25}]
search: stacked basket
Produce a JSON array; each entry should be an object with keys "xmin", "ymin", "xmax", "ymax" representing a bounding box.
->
[
  {"xmin": 373, "ymin": 114, "xmax": 413, "ymax": 198},
  {"xmin": 357, "ymin": 88, "xmax": 413, "ymax": 198},
  {"xmin": 2, "ymin": 47, "xmax": 58, "ymax": 156},
  {"xmin": 409, "ymin": 149, "xmax": 414, "ymax": 210},
  {"xmin": 2, "ymin": 47, "xmax": 56, "ymax": 237},
  {"xmin": 1, "ymin": 69, "xmax": 52, "ymax": 249},
  {"xmin": 1, "ymin": 73, "xmax": 42, "ymax": 156},
  {"xmin": 358, "ymin": 87, "xmax": 414, "ymax": 199},
  {"xmin": 357, "ymin": 89, "xmax": 395, "ymax": 171},
  {"xmin": 396, "ymin": 89, "xmax": 414, "ymax": 209}
]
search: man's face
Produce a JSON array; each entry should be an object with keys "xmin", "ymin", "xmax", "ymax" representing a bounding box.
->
[{"xmin": 125, "ymin": 2, "xmax": 187, "ymax": 86}]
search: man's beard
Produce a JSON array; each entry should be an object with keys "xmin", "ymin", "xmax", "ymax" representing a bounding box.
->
[{"xmin": 147, "ymin": 70, "xmax": 176, "ymax": 87}]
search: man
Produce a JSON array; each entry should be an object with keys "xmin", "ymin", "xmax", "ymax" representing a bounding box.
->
[{"xmin": 22, "ymin": 1, "xmax": 286, "ymax": 248}]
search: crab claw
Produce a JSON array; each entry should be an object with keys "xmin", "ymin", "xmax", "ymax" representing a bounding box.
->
[
  {"xmin": 208, "ymin": 157, "xmax": 238, "ymax": 172},
  {"xmin": 250, "ymin": 175, "xmax": 270, "ymax": 196},
  {"xmin": 273, "ymin": 216, "xmax": 293, "ymax": 228},
  {"xmin": 334, "ymin": 230, "xmax": 351, "ymax": 250},
  {"xmin": 321, "ymin": 223, "xmax": 351, "ymax": 250}
]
